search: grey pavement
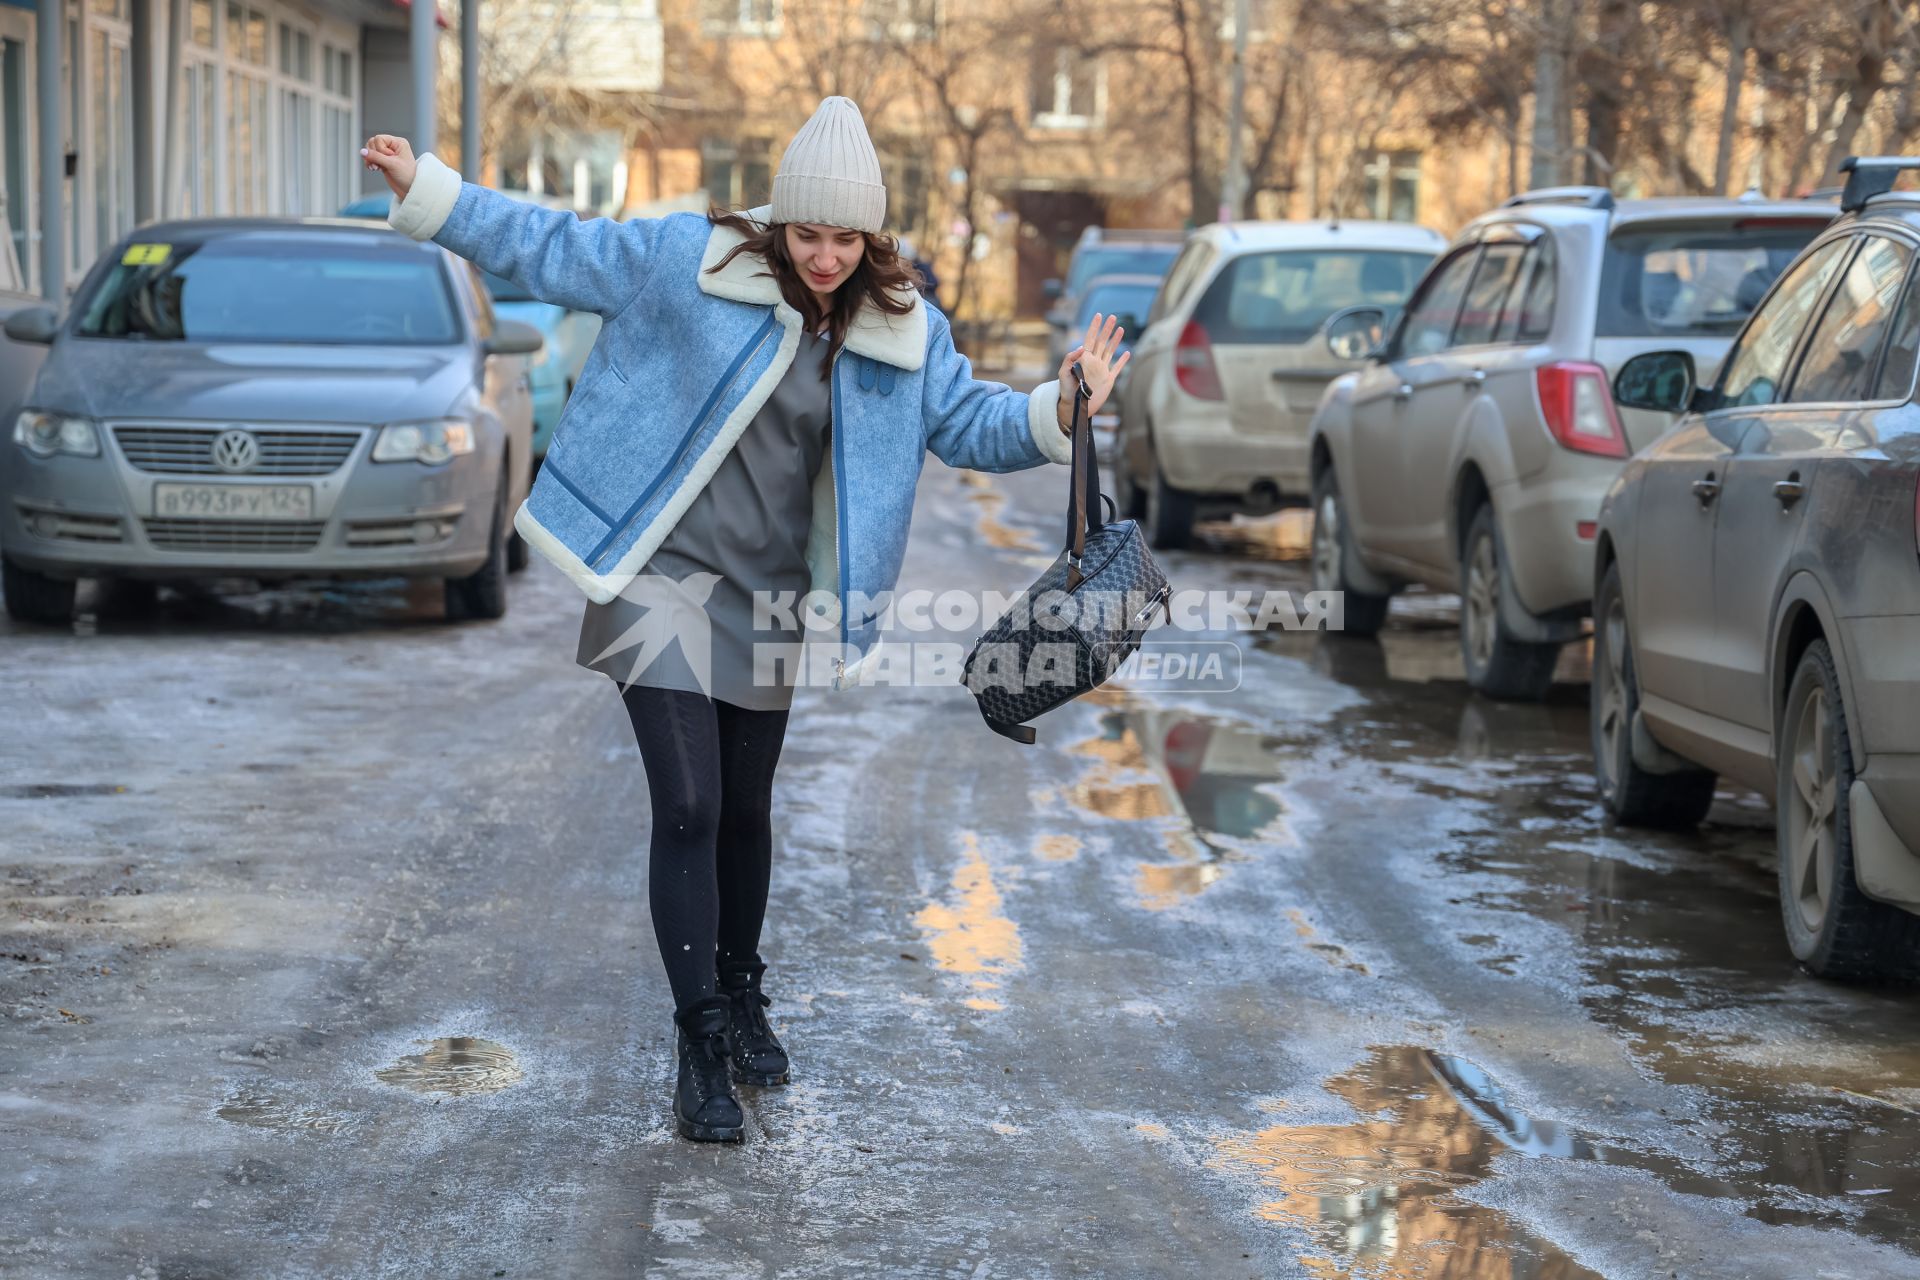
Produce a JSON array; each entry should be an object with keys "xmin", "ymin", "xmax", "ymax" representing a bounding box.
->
[{"xmin": 4, "ymin": 434, "xmax": 1920, "ymax": 1278}]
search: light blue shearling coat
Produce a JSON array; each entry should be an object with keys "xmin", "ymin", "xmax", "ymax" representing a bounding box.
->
[{"xmin": 387, "ymin": 153, "xmax": 1072, "ymax": 690}]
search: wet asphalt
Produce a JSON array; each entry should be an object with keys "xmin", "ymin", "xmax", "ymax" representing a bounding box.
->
[{"xmin": 4, "ymin": 429, "xmax": 1920, "ymax": 1278}]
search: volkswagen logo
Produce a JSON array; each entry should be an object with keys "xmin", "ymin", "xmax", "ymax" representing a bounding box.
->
[{"xmin": 211, "ymin": 428, "xmax": 259, "ymax": 474}]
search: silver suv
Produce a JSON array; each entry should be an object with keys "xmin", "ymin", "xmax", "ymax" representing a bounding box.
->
[{"xmin": 1308, "ymin": 187, "xmax": 1833, "ymax": 698}]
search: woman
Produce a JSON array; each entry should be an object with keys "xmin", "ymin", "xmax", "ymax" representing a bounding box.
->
[{"xmin": 361, "ymin": 96, "xmax": 1128, "ymax": 1144}]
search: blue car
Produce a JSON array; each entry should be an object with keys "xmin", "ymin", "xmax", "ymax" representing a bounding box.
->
[{"xmin": 341, "ymin": 191, "xmax": 602, "ymax": 460}]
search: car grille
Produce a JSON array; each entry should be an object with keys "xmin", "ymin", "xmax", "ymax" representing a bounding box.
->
[
  {"xmin": 143, "ymin": 518, "xmax": 327, "ymax": 552},
  {"xmin": 112, "ymin": 424, "xmax": 363, "ymax": 475}
]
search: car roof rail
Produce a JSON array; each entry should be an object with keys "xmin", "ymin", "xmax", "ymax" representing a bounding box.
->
[
  {"xmin": 1500, "ymin": 185, "xmax": 1616, "ymax": 211},
  {"xmin": 1838, "ymin": 156, "xmax": 1920, "ymax": 210}
]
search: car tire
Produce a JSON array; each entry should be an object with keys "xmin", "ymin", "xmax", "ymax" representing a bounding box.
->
[
  {"xmin": 1591, "ymin": 561, "xmax": 1716, "ymax": 829},
  {"xmin": 507, "ymin": 527, "xmax": 530, "ymax": 574},
  {"xmin": 446, "ymin": 471, "xmax": 510, "ymax": 621},
  {"xmin": 1459, "ymin": 504, "xmax": 1559, "ymax": 701},
  {"xmin": 1776, "ymin": 639, "xmax": 1920, "ymax": 981},
  {"xmin": 1113, "ymin": 423, "xmax": 1147, "ymax": 521},
  {"xmin": 1309, "ymin": 468, "xmax": 1391, "ymax": 638},
  {"xmin": 1144, "ymin": 443, "xmax": 1195, "ymax": 551},
  {"xmin": 2, "ymin": 555, "xmax": 77, "ymax": 626}
]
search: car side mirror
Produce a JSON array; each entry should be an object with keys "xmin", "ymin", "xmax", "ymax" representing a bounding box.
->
[
  {"xmin": 1323, "ymin": 304, "xmax": 1389, "ymax": 361},
  {"xmin": 484, "ymin": 319, "xmax": 544, "ymax": 357},
  {"xmin": 1042, "ymin": 278, "xmax": 1063, "ymax": 302},
  {"xmin": 1613, "ymin": 350, "xmax": 1696, "ymax": 414},
  {"xmin": 4, "ymin": 304, "xmax": 59, "ymax": 345}
]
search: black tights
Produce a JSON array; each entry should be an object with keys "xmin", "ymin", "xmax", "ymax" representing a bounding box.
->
[{"xmin": 619, "ymin": 684, "xmax": 791, "ymax": 1011}]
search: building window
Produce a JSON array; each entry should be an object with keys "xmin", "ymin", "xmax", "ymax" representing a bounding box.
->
[
  {"xmin": 863, "ymin": 0, "xmax": 935, "ymax": 40},
  {"xmin": 1360, "ymin": 150, "xmax": 1420, "ymax": 223},
  {"xmin": 190, "ymin": 0, "xmax": 215, "ymax": 46},
  {"xmin": 703, "ymin": 0, "xmax": 780, "ymax": 36},
  {"xmin": 1029, "ymin": 50, "xmax": 1102, "ymax": 129},
  {"xmin": 701, "ymin": 137, "xmax": 772, "ymax": 209},
  {"xmin": 879, "ymin": 149, "xmax": 928, "ymax": 235}
]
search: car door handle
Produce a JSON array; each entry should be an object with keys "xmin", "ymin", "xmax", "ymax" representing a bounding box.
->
[
  {"xmin": 1692, "ymin": 475, "xmax": 1721, "ymax": 505},
  {"xmin": 1461, "ymin": 369, "xmax": 1487, "ymax": 388},
  {"xmin": 1774, "ymin": 475, "xmax": 1804, "ymax": 506},
  {"xmin": 1393, "ymin": 383, "xmax": 1414, "ymax": 402}
]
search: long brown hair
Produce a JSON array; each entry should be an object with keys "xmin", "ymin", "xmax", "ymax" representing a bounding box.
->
[{"xmin": 704, "ymin": 207, "xmax": 924, "ymax": 379}]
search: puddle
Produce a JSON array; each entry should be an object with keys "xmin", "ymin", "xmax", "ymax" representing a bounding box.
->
[
  {"xmin": 1194, "ymin": 510, "xmax": 1313, "ymax": 561},
  {"xmin": 1033, "ymin": 833, "xmax": 1082, "ymax": 863},
  {"xmin": 1255, "ymin": 616, "xmax": 1920, "ymax": 1248},
  {"xmin": 1210, "ymin": 1046, "xmax": 1613, "ymax": 1278},
  {"xmin": 913, "ymin": 831, "xmax": 1023, "ymax": 1008},
  {"xmin": 216, "ymin": 1088, "xmax": 357, "ymax": 1134},
  {"xmin": 957, "ymin": 474, "xmax": 1042, "ymax": 551},
  {"xmin": 374, "ymin": 1036, "xmax": 524, "ymax": 1095}
]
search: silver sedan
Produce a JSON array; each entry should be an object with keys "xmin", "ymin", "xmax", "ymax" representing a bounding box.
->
[{"xmin": 0, "ymin": 217, "xmax": 542, "ymax": 624}]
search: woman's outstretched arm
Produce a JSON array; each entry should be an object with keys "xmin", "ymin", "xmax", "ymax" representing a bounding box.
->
[
  {"xmin": 362, "ymin": 133, "xmax": 667, "ymax": 319},
  {"xmin": 922, "ymin": 308, "xmax": 1129, "ymax": 472}
]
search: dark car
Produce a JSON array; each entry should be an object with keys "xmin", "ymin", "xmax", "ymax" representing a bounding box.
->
[
  {"xmin": 0, "ymin": 218, "xmax": 543, "ymax": 624},
  {"xmin": 1594, "ymin": 157, "xmax": 1920, "ymax": 979}
]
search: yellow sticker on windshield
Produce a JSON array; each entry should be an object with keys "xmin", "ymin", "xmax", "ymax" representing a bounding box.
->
[{"xmin": 121, "ymin": 243, "xmax": 171, "ymax": 265}]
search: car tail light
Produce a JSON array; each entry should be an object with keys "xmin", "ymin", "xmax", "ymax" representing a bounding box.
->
[
  {"xmin": 1175, "ymin": 321, "xmax": 1225, "ymax": 401},
  {"xmin": 1537, "ymin": 362, "xmax": 1629, "ymax": 459}
]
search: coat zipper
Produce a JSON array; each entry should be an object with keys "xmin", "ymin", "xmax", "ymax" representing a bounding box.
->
[
  {"xmin": 829, "ymin": 345, "xmax": 850, "ymax": 681},
  {"xmin": 588, "ymin": 313, "xmax": 780, "ymax": 568}
]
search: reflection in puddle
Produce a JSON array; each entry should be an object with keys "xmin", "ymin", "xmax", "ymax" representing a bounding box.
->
[
  {"xmin": 1033, "ymin": 833, "xmax": 1082, "ymax": 862},
  {"xmin": 957, "ymin": 472, "xmax": 1041, "ymax": 551},
  {"xmin": 374, "ymin": 1036, "xmax": 524, "ymax": 1095},
  {"xmin": 217, "ymin": 1088, "xmax": 357, "ymax": 1134},
  {"xmin": 1064, "ymin": 707, "xmax": 1295, "ymax": 909},
  {"xmin": 1210, "ymin": 1046, "xmax": 1606, "ymax": 1279},
  {"xmin": 913, "ymin": 831, "xmax": 1023, "ymax": 1009},
  {"xmin": 1256, "ymin": 618, "xmax": 1920, "ymax": 1247}
]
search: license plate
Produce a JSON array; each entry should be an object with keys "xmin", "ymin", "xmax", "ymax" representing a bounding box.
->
[{"xmin": 152, "ymin": 482, "xmax": 314, "ymax": 520}]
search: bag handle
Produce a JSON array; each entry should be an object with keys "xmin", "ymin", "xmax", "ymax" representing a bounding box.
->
[{"xmin": 1063, "ymin": 362, "xmax": 1106, "ymax": 590}]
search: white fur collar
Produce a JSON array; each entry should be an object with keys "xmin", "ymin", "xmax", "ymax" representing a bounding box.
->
[{"xmin": 697, "ymin": 204, "xmax": 928, "ymax": 372}]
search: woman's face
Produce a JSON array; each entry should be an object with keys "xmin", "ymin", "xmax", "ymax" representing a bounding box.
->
[{"xmin": 784, "ymin": 222, "xmax": 866, "ymax": 300}]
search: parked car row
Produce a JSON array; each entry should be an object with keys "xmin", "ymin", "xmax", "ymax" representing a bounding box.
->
[
  {"xmin": 1591, "ymin": 158, "xmax": 1920, "ymax": 979},
  {"xmin": 1287, "ymin": 169, "xmax": 1915, "ymax": 979},
  {"xmin": 0, "ymin": 217, "xmax": 544, "ymax": 626}
]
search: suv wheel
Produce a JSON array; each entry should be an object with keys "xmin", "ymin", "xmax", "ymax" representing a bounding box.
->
[
  {"xmin": 1591, "ymin": 561, "xmax": 1716, "ymax": 828},
  {"xmin": 3, "ymin": 555, "xmax": 77, "ymax": 626},
  {"xmin": 1309, "ymin": 468, "xmax": 1390, "ymax": 637},
  {"xmin": 507, "ymin": 528, "xmax": 530, "ymax": 573},
  {"xmin": 1777, "ymin": 639, "xmax": 1920, "ymax": 980},
  {"xmin": 446, "ymin": 470, "xmax": 510, "ymax": 621},
  {"xmin": 1459, "ymin": 505, "xmax": 1558, "ymax": 701},
  {"xmin": 1144, "ymin": 444, "xmax": 1195, "ymax": 550}
]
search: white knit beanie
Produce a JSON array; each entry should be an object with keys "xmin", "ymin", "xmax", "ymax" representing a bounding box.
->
[{"xmin": 770, "ymin": 96, "xmax": 887, "ymax": 233}]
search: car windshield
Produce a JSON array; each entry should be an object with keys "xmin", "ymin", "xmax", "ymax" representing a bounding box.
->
[
  {"xmin": 1597, "ymin": 223, "xmax": 1828, "ymax": 337},
  {"xmin": 1194, "ymin": 249, "xmax": 1436, "ymax": 343},
  {"xmin": 1066, "ymin": 244, "xmax": 1180, "ymax": 296},
  {"xmin": 1076, "ymin": 282, "xmax": 1159, "ymax": 331},
  {"xmin": 75, "ymin": 236, "xmax": 462, "ymax": 344}
]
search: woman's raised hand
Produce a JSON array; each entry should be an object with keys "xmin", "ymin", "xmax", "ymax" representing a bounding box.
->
[
  {"xmin": 1056, "ymin": 312, "xmax": 1132, "ymax": 427},
  {"xmin": 361, "ymin": 135, "xmax": 417, "ymax": 202}
]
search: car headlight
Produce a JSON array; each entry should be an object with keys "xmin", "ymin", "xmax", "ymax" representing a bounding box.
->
[
  {"xmin": 12, "ymin": 410, "xmax": 101, "ymax": 458},
  {"xmin": 371, "ymin": 419, "xmax": 475, "ymax": 465}
]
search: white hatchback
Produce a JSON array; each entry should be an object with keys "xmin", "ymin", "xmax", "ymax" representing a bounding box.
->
[{"xmin": 1113, "ymin": 220, "xmax": 1445, "ymax": 548}]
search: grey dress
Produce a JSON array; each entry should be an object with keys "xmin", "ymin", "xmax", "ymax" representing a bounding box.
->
[{"xmin": 575, "ymin": 327, "xmax": 833, "ymax": 711}]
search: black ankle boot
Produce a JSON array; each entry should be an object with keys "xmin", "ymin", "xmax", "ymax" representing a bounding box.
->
[
  {"xmin": 672, "ymin": 994, "xmax": 744, "ymax": 1142},
  {"xmin": 717, "ymin": 959, "xmax": 790, "ymax": 1086}
]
